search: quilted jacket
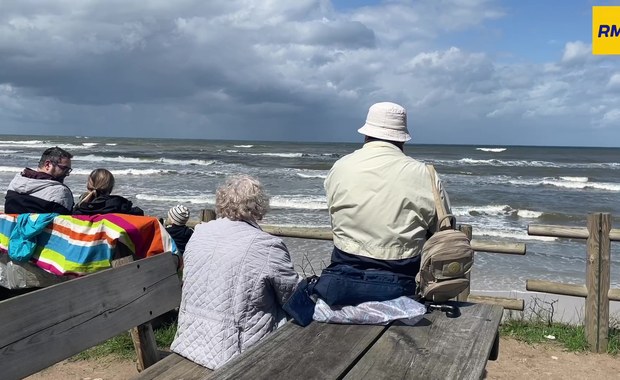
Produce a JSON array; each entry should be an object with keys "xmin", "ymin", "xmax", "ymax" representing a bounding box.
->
[{"xmin": 171, "ymin": 218, "xmax": 300, "ymax": 369}]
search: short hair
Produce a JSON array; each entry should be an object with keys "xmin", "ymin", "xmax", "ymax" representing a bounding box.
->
[
  {"xmin": 216, "ymin": 175, "xmax": 270, "ymax": 222},
  {"xmin": 87, "ymin": 169, "xmax": 115, "ymax": 196},
  {"xmin": 38, "ymin": 146, "xmax": 73, "ymax": 168}
]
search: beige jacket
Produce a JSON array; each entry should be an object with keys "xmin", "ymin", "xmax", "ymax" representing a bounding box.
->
[{"xmin": 324, "ymin": 141, "xmax": 451, "ymax": 261}]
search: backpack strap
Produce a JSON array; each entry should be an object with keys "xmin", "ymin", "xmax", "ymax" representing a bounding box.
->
[{"xmin": 427, "ymin": 164, "xmax": 454, "ymax": 232}]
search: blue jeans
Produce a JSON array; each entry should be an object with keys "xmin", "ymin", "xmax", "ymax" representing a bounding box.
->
[{"xmin": 313, "ymin": 264, "xmax": 417, "ymax": 306}]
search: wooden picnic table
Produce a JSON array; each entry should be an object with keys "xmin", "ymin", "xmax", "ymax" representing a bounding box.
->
[{"xmin": 138, "ymin": 301, "xmax": 503, "ymax": 380}]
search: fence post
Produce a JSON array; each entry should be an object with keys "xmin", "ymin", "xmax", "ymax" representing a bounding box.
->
[
  {"xmin": 201, "ymin": 209, "xmax": 216, "ymax": 222},
  {"xmin": 457, "ymin": 224, "xmax": 473, "ymax": 302},
  {"xmin": 585, "ymin": 212, "xmax": 611, "ymax": 353}
]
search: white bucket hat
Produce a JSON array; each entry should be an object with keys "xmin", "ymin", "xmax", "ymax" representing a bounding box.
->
[{"xmin": 357, "ymin": 102, "xmax": 411, "ymax": 142}]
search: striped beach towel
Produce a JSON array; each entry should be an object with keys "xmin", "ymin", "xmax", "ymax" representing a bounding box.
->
[{"xmin": 0, "ymin": 213, "xmax": 178, "ymax": 277}]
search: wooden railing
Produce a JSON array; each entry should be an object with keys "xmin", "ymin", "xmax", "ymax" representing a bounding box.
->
[
  {"xmin": 527, "ymin": 212, "xmax": 620, "ymax": 353},
  {"xmin": 199, "ymin": 209, "xmax": 527, "ymax": 311}
]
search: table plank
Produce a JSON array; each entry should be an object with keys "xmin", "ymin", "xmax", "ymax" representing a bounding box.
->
[
  {"xmin": 204, "ymin": 321, "xmax": 388, "ymax": 380},
  {"xmin": 344, "ymin": 303, "xmax": 503, "ymax": 380},
  {"xmin": 134, "ymin": 353, "xmax": 213, "ymax": 380}
]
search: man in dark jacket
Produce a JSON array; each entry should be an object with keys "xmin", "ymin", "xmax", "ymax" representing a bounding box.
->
[
  {"xmin": 4, "ymin": 147, "xmax": 75, "ymax": 214},
  {"xmin": 1, "ymin": 147, "xmax": 74, "ymax": 300}
]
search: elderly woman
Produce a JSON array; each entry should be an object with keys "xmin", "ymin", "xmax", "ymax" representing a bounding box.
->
[{"xmin": 171, "ymin": 175, "xmax": 300, "ymax": 369}]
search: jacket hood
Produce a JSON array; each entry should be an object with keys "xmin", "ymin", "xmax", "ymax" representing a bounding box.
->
[{"xmin": 7, "ymin": 171, "xmax": 68, "ymax": 195}]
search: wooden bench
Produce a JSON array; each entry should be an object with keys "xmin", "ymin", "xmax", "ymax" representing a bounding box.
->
[
  {"xmin": 136, "ymin": 302, "xmax": 502, "ymax": 380},
  {"xmin": 0, "ymin": 253, "xmax": 502, "ymax": 380},
  {"xmin": 0, "ymin": 253, "xmax": 181, "ymax": 380}
]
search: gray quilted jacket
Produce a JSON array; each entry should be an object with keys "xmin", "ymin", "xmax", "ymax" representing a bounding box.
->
[{"xmin": 171, "ymin": 218, "xmax": 300, "ymax": 369}]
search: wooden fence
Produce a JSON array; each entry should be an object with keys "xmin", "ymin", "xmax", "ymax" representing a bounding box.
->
[
  {"xmin": 527, "ymin": 212, "xmax": 620, "ymax": 353},
  {"xmin": 199, "ymin": 209, "xmax": 527, "ymax": 311}
]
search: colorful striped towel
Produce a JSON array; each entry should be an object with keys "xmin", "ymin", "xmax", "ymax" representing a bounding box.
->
[{"xmin": 0, "ymin": 213, "xmax": 178, "ymax": 276}]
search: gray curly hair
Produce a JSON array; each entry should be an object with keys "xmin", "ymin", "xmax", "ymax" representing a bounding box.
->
[{"xmin": 216, "ymin": 175, "xmax": 270, "ymax": 222}]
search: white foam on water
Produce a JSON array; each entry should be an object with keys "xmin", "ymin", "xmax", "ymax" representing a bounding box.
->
[
  {"xmin": 473, "ymin": 227, "xmax": 557, "ymax": 241},
  {"xmin": 476, "ymin": 147, "xmax": 507, "ymax": 153},
  {"xmin": 234, "ymin": 145, "xmax": 254, "ymax": 148},
  {"xmin": 509, "ymin": 177, "xmax": 620, "ymax": 191},
  {"xmin": 296, "ymin": 170, "xmax": 327, "ymax": 179},
  {"xmin": 136, "ymin": 193, "xmax": 215, "ymax": 204},
  {"xmin": 270, "ymin": 195, "xmax": 327, "ymax": 210},
  {"xmin": 249, "ymin": 152, "xmax": 304, "ymax": 158},
  {"xmin": 75, "ymin": 154, "xmax": 215, "ymax": 167},
  {"xmin": 516, "ymin": 209, "xmax": 543, "ymax": 218},
  {"xmin": 82, "ymin": 143, "xmax": 98, "ymax": 147}
]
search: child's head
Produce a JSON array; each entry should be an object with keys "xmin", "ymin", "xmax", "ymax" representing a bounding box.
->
[{"xmin": 168, "ymin": 205, "xmax": 190, "ymax": 226}]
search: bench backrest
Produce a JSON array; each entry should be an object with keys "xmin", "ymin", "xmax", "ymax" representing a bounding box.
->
[{"xmin": 0, "ymin": 253, "xmax": 182, "ymax": 380}]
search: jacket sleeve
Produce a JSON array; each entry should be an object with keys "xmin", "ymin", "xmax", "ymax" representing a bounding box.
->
[{"xmin": 267, "ymin": 239, "xmax": 301, "ymax": 306}]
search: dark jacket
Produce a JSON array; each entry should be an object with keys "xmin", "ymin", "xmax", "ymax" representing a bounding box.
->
[
  {"xmin": 73, "ymin": 195, "xmax": 144, "ymax": 216},
  {"xmin": 4, "ymin": 169, "xmax": 74, "ymax": 214},
  {"xmin": 165, "ymin": 224, "xmax": 194, "ymax": 254}
]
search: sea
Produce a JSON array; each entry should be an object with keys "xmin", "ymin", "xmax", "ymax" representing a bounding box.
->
[{"xmin": 0, "ymin": 134, "xmax": 619, "ymax": 294}]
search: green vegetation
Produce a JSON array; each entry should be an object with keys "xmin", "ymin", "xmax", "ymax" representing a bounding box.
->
[
  {"xmin": 73, "ymin": 323, "xmax": 177, "ymax": 361},
  {"xmin": 500, "ymin": 298, "xmax": 620, "ymax": 355}
]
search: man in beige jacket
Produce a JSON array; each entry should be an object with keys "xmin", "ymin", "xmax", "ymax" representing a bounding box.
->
[{"xmin": 319, "ymin": 102, "xmax": 452, "ymax": 305}]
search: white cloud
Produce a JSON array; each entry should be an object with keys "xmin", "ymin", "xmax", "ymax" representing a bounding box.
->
[
  {"xmin": 0, "ymin": 1, "xmax": 618, "ymax": 145},
  {"xmin": 561, "ymin": 41, "xmax": 591, "ymax": 64}
]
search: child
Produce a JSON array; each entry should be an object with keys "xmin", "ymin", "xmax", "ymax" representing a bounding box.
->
[{"xmin": 165, "ymin": 205, "xmax": 194, "ymax": 254}]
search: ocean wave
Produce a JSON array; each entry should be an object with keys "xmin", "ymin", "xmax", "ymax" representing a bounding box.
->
[
  {"xmin": 226, "ymin": 150, "xmax": 238, "ymax": 153},
  {"xmin": 234, "ymin": 145, "xmax": 253, "ymax": 148},
  {"xmin": 473, "ymin": 228, "xmax": 557, "ymax": 242},
  {"xmin": 476, "ymin": 147, "xmax": 507, "ymax": 153},
  {"xmin": 0, "ymin": 140, "xmax": 45, "ymax": 145},
  {"xmin": 458, "ymin": 158, "xmax": 560, "ymax": 168},
  {"xmin": 75, "ymin": 154, "xmax": 215, "ymax": 167},
  {"xmin": 452, "ymin": 204, "xmax": 541, "ymax": 218},
  {"xmin": 0, "ymin": 166, "xmax": 25, "ymax": 173},
  {"xmin": 247, "ymin": 152, "xmax": 340, "ymax": 159},
  {"xmin": 453, "ymin": 158, "xmax": 620, "ymax": 170},
  {"xmin": 559, "ymin": 176, "xmax": 588, "ymax": 183},
  {"xmin": 509, "ymin": 178, "xmax": 620, "ymax": 191},
  {"xmin": 250, "ymin": 153, "xmax": 304, "ymax": 158},
  {"xmin": 136, "ymin": 194, "xmax": 215, "ymax": 204},
  {"xmin": 270, "ymin": 195, "xmax": 327, "ymax": 210},
  {"xmin": 0, "ymin": 150, "xmax": 19, "ymax": 154},
  {"xmin": 106, "ymin": 143, "xmax": 117, "ymax": 146},
  {"xmin": 82, "ymin": 143, "xmax": 98, "ymax": 147},
  {"xmin": 296, "ymin": 170, "xmax": 328, "ymax": 179}
]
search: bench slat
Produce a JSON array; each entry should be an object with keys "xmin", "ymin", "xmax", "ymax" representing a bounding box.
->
[
  {"xmin": 134, "ymin": 352, "xmax": 213, "ymax": 380},
  {"xmin": 343, "ymin": 303, "xmax": 503, "ymax": 380},
  {"xmin": 0, "ymin": 253, "xmax": 182, "ymax": 380},
  {"xmin": 204, "ymin": 321, "xmax": 388, "ymax": 380}
]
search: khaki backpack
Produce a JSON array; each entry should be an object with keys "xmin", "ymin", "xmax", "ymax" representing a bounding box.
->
[{"xmin": 416, "ymin": 165, "xmax": 474, "ymax": 303}]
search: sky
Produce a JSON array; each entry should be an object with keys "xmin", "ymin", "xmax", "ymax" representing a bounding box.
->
[{"xmin": 1, "ymin": 0, "xmax": 620, "ymax": 146}]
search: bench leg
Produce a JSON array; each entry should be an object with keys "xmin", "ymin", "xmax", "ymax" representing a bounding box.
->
[
  {"xmin": 488, "ymin": 332, "xmax": 500, "ymax": 361},
  {"xmin": 131, "ymin": 322, "xmax": 160, "ymax": 371}
]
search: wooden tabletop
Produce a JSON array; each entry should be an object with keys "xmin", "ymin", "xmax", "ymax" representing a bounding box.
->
[{"xmin": 203, "ymin": 302, "xmax": 503, "ymax": 380}]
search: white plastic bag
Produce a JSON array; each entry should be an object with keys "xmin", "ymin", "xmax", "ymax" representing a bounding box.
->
[{"xmin": 313, "ymin": 296, "xmax": 426, "ymax": 325}]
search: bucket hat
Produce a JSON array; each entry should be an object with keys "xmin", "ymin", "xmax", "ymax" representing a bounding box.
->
[{"xmin": 357, "ymin": 102, "xmax": 411, "ymax": 142}]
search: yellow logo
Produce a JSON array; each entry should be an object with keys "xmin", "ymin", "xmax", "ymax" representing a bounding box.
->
[{"xmin": 593, "ymin": 6, "xmax": 620, "ymax": 55}]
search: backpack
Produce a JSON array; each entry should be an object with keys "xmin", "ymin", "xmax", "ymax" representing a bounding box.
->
[{"xmin": 416, "ymin": 165, "xmax": 474, "ymax": 303}]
